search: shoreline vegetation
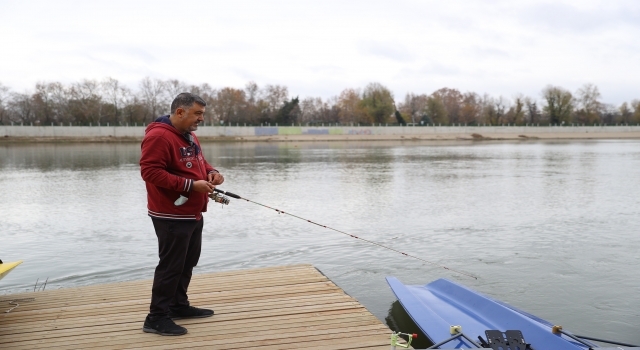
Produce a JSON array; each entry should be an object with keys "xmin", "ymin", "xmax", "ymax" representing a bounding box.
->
[
  {"xmin": 2, "ymin": 127, "xmax": 639, "ymax": 143},
  {"xmin": 1, "ymin": 78, "xmax": 639, "ymax": 131}
]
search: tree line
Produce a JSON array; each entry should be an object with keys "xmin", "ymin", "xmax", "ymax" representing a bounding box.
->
[{"xmin": 1, "ymin": 78, "xmax": 639, "ymax": 126}]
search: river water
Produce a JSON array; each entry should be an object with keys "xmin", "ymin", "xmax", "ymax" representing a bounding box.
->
[{"xmin": 1, "ymin": 140, "xmax": 639, "ymax": 346}]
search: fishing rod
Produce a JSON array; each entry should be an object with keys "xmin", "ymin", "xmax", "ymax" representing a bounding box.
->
[{"xmin": 209, "ymin": 188, "xmax": 478, "ymax": 280}]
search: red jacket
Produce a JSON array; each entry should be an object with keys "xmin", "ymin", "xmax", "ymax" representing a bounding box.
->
[{"xmin": 140, "ymin": 119, "xmax": 217, "ymax": 220}]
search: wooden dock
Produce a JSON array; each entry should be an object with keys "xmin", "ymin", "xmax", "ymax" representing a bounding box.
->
[{"xmin": 0, "ymin": 264, "xmax": 400, "ymax": 349}]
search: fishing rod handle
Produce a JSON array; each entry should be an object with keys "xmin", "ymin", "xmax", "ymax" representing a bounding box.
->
[{"xmin": 213, "ymin": 188, "xmax": 241, "ymax": 199}]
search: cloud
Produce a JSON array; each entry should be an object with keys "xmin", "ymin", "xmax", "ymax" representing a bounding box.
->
[
  {"xmin": 0, "ymin": 0, "xmax": 638, "ymax": 104},
  {"xmin": 519, "ymin": 1, "xmax": 640, "ymax": 34},
  {"xmin": 358, "ymin": 41, "xmax": 415, "ymax": 62},
  {"xmin": 409, "ymin": 62, "xmax": 461, "ymax": 77}
]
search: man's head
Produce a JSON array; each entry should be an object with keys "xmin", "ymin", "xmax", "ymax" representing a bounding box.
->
[{"xmin": 170, "ymin": 93, "xmax": 207, "ymax": 134}]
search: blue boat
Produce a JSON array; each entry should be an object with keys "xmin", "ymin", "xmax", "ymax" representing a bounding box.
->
[{"xmin": 387, "ymin": 277, "xmax": 639, "ymax": 349}]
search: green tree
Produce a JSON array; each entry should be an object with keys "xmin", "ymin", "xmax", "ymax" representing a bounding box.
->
[
  {"xmin": 394, "ymin": 110, "xmax": 406, "ymax": 125},
  {"xmin": 360, "ymin": 82, "xmax": 395, "ymax": 124},
  {"xmin": 632, "ymin": 100, "xmax": 640, "ymax": 124},
  {"xmin": 542, "ymin": 85, "xmax": 574, "ymax": 125},
  {"xmin": 276, "ymin": 97, "xmax": 300, "ymax": 124},
  {"xmin": 425, "ymin": 95, "xmax": 448, "ymax": 125},
  {"xmin": 432, "ymin": 88, "xmax": 463, "ymax": 124},
  {"xmin": 619, "ymin": 102, "xmax": 632, "ymax": 124}
]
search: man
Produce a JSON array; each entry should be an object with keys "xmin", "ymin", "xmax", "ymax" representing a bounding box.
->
[{"xmin": 140, "ymin": 92, "xmax": 224, "ymax": 336}]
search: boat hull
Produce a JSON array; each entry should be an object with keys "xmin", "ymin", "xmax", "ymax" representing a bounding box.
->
[
  {"xmin": 386, "ymin": 277, "xmax": 593, "ymax": 349},
  {"xmin": 0, "ymin": 260, "xmax": 23, "ymax": 281}
]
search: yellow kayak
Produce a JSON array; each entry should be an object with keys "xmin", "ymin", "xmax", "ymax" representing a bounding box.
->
[{"xmin": 0, "ymin": 260, "xmax": 23, "ymax": 281}]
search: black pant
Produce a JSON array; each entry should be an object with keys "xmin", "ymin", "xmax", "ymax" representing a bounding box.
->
[{"xmin": 149, "ymin": 218, "xmax": 203, "ymax": 318}]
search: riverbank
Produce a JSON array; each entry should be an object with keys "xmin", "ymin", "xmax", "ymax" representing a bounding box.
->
[{"xmin": 1, "ymin": 125, "xmax": 639, "ymax": 142}]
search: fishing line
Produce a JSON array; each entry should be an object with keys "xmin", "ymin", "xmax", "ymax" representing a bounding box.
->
[{"xmin": 211, "ymin": 188, "xmax": 478, "ymax": 280}]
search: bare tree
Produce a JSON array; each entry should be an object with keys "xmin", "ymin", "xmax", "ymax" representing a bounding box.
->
[
  {"xmin": 139, "ymin": 77, "xmax": 167, "ymax": 122},
  {"xmin": 460, "ymin": 92, "xmax": 481, "ymax": 125},
  {"xmin": 164, "ymin": 79, "xmax": 188, "ymax": 101},
  {"xmin": 399, "ymin": 93, "xmax": 429, "ymax": 125},
  {"xmin": 317, "ymin": 96, "xmax": 340, "ymax": 124},
  {"xmin": 600, "ymin": 103, "xmax": 619, "ymax": 124},
  {"xmin": 32, "ymin": 82, "xmax": 59, "ymax": 124},
  {"xmin": 244, "ymin": 81, "xmax": 259, "ymax": 105},
  {"xmin": 211, "ymin": 87, "xmax": 246, "ymax": 125},
  {"xmin": 262, "ymin": 84, "xmax": 289, "ymax": 121},
  {"xmin": 8, "ymin": 92, "xmax": 36, "ymax": 124},
  {"xmin": 479, "ymin": 94, "xmax": 497, "ymax": 125},
  {"xmin": 0, "ymin": 82, "xmax": 11, "ymax": 124},
  {"xmin": 504, "ymin": 94, "xmax": 525, "ymax": 125},
  {"xmin": 4, "ymin": 78, "xmax": 634, "ymax": 128},
  {"xmin": 121, "ymin": 95, "xmax": 147, "ymax": 125},
  {"xmin": 68, "ymin": 79, "xmax": 104, "ymax": 124},
  {"xmin": 337, "ymin": 88, "xmax": 365, "ymax": 124},
  {"xmin": 575, "ymin": 83, "xmax": 601, "ymax": 124},
  {"xmin": 238, "ymin": 81, "xmax": 262, "ymax": 124},
  {"xmin": 524, "ymin": 97, "xmax": 540, "ymax": 124},
  {"xmin": 300, "ymin": 97, "xmax": 320, "ymax": 124},
  {"xmin": 102, "ymin": 77, "xmax": 131, "ymax": 125}
]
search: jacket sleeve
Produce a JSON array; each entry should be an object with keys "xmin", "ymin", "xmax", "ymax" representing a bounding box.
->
[
  {"xmin": 205, "ymin": 160, "xmax": 217, "ymax": 174},
  {"xmin": 140, "ymin": 134, "xmax": 194, "ymax": 192}
]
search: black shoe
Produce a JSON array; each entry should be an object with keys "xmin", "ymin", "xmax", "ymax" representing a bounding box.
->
[
  {"xmin": 142, "ymin": 315, "xmax": 188, "ymax": 336},
  {"xmin": 168, "ymin": 305, "xmax": 214, "ymax": 320}
]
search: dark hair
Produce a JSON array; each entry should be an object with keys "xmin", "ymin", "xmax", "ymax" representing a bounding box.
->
[{"xmin": 170, "ymin": 92, "xmax": 207, "ymax": 114}]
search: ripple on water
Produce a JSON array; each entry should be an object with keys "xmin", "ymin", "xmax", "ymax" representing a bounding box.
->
[{"xmin": 1, "ymin": 140, "xmax": 639, "ymax": 345}]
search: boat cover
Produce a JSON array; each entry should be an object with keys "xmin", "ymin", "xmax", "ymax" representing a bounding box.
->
[{"xmin": 386, "ymin": 277, "xmax": 593, "ymax": 349}]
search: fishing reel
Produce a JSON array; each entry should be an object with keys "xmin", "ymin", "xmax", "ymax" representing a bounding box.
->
[{"xmin": 209, "ymin": 192, "xmax": 230, "ymax": 205}]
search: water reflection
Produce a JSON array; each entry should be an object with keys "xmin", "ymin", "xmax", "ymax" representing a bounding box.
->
[
  {"xmin": 1, "ymin": 140, "xmax": 639, "ymax": 346},
  {"xmin": 0, "ymin": 144, "xmax": 141, "ymax": 170}
]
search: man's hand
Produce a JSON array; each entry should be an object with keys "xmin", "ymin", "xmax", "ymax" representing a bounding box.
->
[
  {"xmin": 192, "ymin": 180, "xmax": 215, "ymax": 193},
  {"xmin": 207, "ymin": 172, "xmax": 224, "ymax": 186}
]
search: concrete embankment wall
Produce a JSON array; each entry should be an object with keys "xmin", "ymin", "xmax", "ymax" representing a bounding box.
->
[{"xmin": 2, "ymin": 124, "xmax": 640, "ymax": 141}]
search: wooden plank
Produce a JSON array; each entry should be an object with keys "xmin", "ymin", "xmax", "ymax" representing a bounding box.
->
[
  {"xmin": 2, "ymin": 295, "xmax": 358, "ymax": 331},
  {"xmin": 8, "ymin": 315, "xmax": 381, "ymax": 349},
  {"xmin": 1, "ymin": 264, "xmax": 319, "ymax": 302},
  {"xmin": 3, "ymin": 309, "xmax": 373, "ymax": 344},
  {"xmin": 20, "ymin": 316, "xmax": 385, "ymax": 349},
  {"xmin": 126, "ymin": 324, "xmax": 390, "ymax": 350},
  {"xmin": 4, "ymin": 293, "xmax": 353, "ymax": 324},
  {"xmin": 0, "ymin": 300, "xmax": 365, "ymax": 336},
  {"xmin": 1, "ymin": 280, "xmax": 340, "ymax": 315},
  {"xmin": 1, "ymin": 267, "xmax": 327, "ymax": 307},
  {"xmin": 0, "ymin": 265, "xmax": 400, "ymax": 350}
]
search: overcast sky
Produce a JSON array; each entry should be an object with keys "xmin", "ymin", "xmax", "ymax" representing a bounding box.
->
[{"xmin": 1, "ymin": 0, "xmax": 638, "ymax": 105}]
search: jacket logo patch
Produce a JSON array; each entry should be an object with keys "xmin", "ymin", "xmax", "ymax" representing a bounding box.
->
[
  {"xmin": 186, "ymin": 162, "xmax": 193, "ymax": 168},
  {"xmin": 180, "ymin": 146, "xmax": 195, "ymax": 157}
]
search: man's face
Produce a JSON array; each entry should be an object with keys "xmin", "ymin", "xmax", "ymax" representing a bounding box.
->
[{"xmin": 177, "ymin": 103, "xmax": 205, "ymax": 133}]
